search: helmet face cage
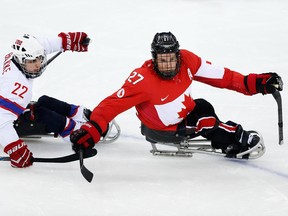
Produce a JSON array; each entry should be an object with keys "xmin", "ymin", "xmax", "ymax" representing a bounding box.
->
[
  {"xmin": 12, "ymin": 34, "xmax": 47, "ymax": 79},
  {"xmin": 151, "ymin": 32, "xmax": 180, "ymax": 79}
]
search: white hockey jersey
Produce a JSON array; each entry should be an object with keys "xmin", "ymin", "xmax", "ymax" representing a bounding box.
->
[{"xmin": 0, "ymin": 36, "xmax": 62, "ymax": 148}]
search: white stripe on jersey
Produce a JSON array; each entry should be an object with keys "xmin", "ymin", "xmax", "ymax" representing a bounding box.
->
[{"xmin": 195, "ymin": 59, "xmax": 225, "ymax": 79}]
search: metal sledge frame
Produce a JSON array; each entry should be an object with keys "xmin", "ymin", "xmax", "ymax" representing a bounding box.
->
[
  {"xmin": 150, "ymin": 139, "xmax": 211, "ymax": 157},
  {"xmin": 149, "ymin": 133, "xmax": 266, "ymax": 159},
  {"xmin": 19, "ymin": 119, "xmax": 121, "ymax": 144},
  {"xmin": 100, "ymin": 119, "xmax": 121, "ymax": 143}
]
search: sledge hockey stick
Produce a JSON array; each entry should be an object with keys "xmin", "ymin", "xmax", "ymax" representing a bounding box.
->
[
  {"xmin": 0, "ymin": 148, "xmax": 97, "ymax": 163},
  {"xmin": 79, "ymin": 149, "xmax": 94, "ymax": 183},
  {"xmin": 272, "ymin": 90, "xmax": 284, "ymax": 145},
  {"xmin": 46, "ymin": 37, "xmax": 91, "ymax": 66}
]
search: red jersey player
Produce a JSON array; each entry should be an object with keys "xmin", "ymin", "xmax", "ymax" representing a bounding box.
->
[{"xmin": 70, "ymin": 32, "xmax": 283, "ymax": 158}]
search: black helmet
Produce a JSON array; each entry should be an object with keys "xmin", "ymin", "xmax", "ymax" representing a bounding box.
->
[{"xmin": 151, "ymin": 32, "xmax": 180, "ymax": 79}]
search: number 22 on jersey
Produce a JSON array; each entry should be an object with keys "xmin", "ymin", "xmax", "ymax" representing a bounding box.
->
[{"xmin": 11, "ymin": 82, "xmax": 28, "ymax": 98}]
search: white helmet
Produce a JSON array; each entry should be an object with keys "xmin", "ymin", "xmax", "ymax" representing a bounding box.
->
[{"xmin": 12, "ymin": 34, "xmax": 47, "ymax": 78}]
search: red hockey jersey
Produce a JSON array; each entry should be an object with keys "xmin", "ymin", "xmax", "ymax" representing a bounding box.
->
[{"xmin": 90, "ymin": 49, "xmax": 251, "ymax": 133}]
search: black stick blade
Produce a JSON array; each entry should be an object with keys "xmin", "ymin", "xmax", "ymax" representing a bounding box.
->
[
  {"xmin": 79, "ymin": 149, "xmax": 94, "ymax": 183},
  {"xmin": 272, "ymin": 91, "xmax": 284, "ymax": 145}
]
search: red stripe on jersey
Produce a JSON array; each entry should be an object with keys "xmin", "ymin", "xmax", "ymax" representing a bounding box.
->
[
  {"xmin": 219, "ymin": 122, "xmax": 237, "ymax": 133},
  {"xmin": 195, "ymin": 117, "xmax": 217, "ymax": 133}
]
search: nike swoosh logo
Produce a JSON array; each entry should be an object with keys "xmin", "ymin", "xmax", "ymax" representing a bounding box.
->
[{"xmin": 161, "ymin": 95, "xmax": 169, "ymax": 102}]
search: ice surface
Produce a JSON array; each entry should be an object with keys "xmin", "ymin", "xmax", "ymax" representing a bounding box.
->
[{"xmin": 0, "ymin": 0, "xmax": 288, "ymax": 215}]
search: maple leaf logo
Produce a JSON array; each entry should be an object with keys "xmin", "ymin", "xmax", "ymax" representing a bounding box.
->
[{"xmin": 177, "ymin": 94, "xmax": 194, "ymax": 119}]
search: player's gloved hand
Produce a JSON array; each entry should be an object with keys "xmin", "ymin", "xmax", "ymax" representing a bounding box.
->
[
  {"xmin": 58, "ymin": 32, "xmax": 89, "ymax": 52},
  {"xmin": 70, "ymin": 121, "xmax": 102, "ymax": 152},
  {"xmin": 245, "ymin": 72, "xmax": 283, "ymax": 95},
  {"xmin": 24, "ymin": 101, "xmax": 38, "ymax": 121},
  {"xmin": 4, "ymin": 139, "xmax": 33, "ymax": 168}
]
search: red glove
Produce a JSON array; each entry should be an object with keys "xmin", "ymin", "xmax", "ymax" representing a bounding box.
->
[
  {"xmin": 4, "ymin": 139, "xmax": 33, "ymax": 168},
  {"xmin": 245, "ymin": 72, "xmax": 283, "ymax": 95},
  {"xmin": 70, "ymin": 121, "xmax": 102, "ymax": 152},
  {"xmin": 58, "ymin": 32, "xmax": 89, "ymax": 52}
]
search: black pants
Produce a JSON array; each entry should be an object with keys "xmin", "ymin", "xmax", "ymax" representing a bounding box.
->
[
  {"xmin": 15, "ymin": 95, "xmax": 75, "ymax": 137},
  {"xmin": 141, "ymin": 99, "xmax": 240, "ymax": 151},
  {"xmin": 35, "ymin": 95, "xmax": 73, "ymax": 133}
]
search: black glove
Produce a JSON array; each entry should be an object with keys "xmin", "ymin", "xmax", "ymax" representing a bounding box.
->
[
  {"xmin": 257, "ymin": 72, "xmax": 283, "ymax": 94},
  {"xmin": 70, "ymin": 121, "xmax": 102, "ymax": 152},
  {"xmin": 245, "ymin": 72, "xmax": 283, "ymax": 95}
]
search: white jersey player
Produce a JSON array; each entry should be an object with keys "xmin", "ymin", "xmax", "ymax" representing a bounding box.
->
[{"xmin": 0, "ymin": 32, "xmax": 89, "ymax": 168}]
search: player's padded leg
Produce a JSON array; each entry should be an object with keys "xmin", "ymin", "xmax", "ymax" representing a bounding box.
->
[
  {"xmin": 205, "ymin": 120, "xmax": 240, "ymax": 152},
  {"xmin": 34, "ymin": 106, "xmax": 81, "ymax": 141},
  {"xmin": 37, "ymin": 95, "xmax": 90, "ymax": 122},
  {"xmin": 34, "ymin": 106, "xmax": 67, "ymax": 134},
  {"xmin": 185, "ymin": 98, "xmax": 260, "ymax": 156},
  {"xmin": 14, "ymin": 105, "xmax": 68, "ymax": 137},
  {"xmin": 38, "ymin": 95, "xmax": 79, "ymax": 117},
  {"xmin": 194, "ymin": 117, "xmax": 261, "ymax": 157},
  {"xmin": 185, "ymin": 98, "xmax": 220, "ymax": 138},
  {"xmin": 186, "ymin": 98, "xmax": 220, "ymax": 127}
]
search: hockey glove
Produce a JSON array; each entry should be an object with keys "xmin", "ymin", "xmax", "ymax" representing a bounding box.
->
[
  {"xmin": 4, "ymin": 139, "xmax": 33, "ymax": 168},
  {"xmin": 24, "ymin": 101, "xmax": 38, "ymax": 121},
  {"xmin": 245, "ymin": 72, "xmax": 283, "ymax": 95},
  {"xmin": 58, "ymin": 32, "xmax": 89, "ymax": 52},
  {"xmin": 70, "ymin": 121, "xmax": 102, "ymax": 152}
]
